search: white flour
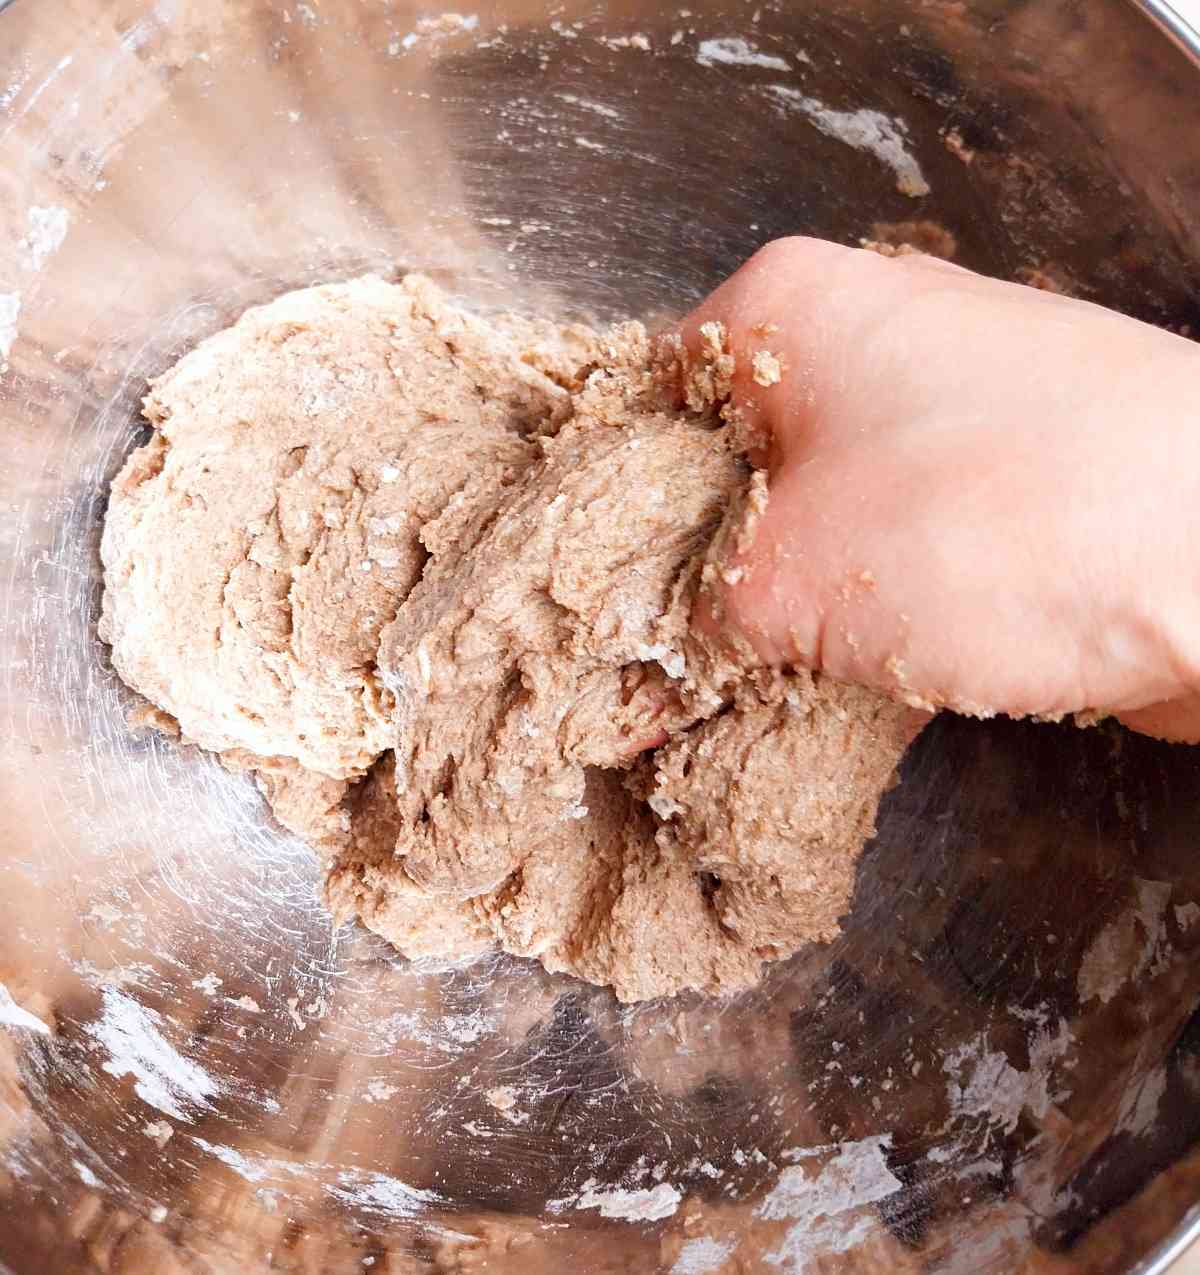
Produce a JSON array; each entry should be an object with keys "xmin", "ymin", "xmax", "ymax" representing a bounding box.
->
[
  {"xmin": 0, "ymin": 292, "xmax": 20, "ymax": 374},
  {"xmin": 552, "ymin": 1179, "xmax": 682, "ymax": 1221},
  {"xmin": 88, "ymin": 988, "xmax": 218, "ymax": 1121},
  {"xmin": 766, "ymin": 87, "xmax": 931, "ymax": 197},
  {"xmin": 0, "ymin": 982, "xmax": 50, "ymax": 1035},
  {"xmin": 697, "ymin": 37, "xmax": 790, "ymax": 71},
  {"xmin": 943, "ymin": 1012, "xmax": 1073, "ymax": 1134},
  {"xmin": 758, "ymin": 1135, "xmax": 903, "ymax": 1269},
  {"xmin": 1078, "ymin": 878, "xmax": 1172, "ymax": 1004},
  {"xmin": 19, "ymin": 205, "xmax": 70, "ymax": 272},
  {"xmin": 328, "ymin": 1169, "xmax": 443, "ymax": 1217},
  {"xmin": 557, "ymin": 93, "xmax": 621, "ymax": 119},
  {"xmin": 671, "ymin": 1235, "xmax": 736, "ymax": 1274}
]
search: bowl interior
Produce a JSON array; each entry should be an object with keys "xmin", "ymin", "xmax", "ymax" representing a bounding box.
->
[{"xmin": 2, "ymin": 1, "xmax": 1200, "ymax": 1271}]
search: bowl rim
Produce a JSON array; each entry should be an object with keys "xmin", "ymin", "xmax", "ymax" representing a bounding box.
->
[{"xmin": 1132, "ymin": 0, "xmax": 1200, "ymax": 63}]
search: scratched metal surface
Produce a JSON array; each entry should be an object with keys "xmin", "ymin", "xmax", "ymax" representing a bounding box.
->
[{"xmin": 2, "ymin": 1, "xmax": 1200, "ymax": 1272}]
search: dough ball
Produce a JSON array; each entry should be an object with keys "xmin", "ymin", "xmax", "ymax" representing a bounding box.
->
[{"xmin": 102, "ymin": 275, "xmax": 919, "ymax": 1003}]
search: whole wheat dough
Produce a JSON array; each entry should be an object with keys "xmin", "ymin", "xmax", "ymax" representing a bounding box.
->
[{"xmin": 101, "ymin": 275, "xmax": 916, "ymax": 1003}]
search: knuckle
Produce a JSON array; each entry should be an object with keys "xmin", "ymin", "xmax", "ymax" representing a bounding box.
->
[{"xmin": 746, "ymin": 235, "xmax": 823, "ymax": 272}]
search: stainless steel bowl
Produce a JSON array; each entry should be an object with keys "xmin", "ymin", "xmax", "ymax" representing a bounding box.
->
[{"xmin": 3, "ymin": 2, "xmax": 1200, "ymax": 1271}]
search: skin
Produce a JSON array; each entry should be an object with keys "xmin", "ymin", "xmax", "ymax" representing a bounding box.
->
[{"xmin": 680, "ymin": 237, "xmax": 1200, "ymax": 742}]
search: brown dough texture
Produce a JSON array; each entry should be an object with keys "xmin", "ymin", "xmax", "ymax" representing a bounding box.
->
[{"xmin": 101, "ymin": 275, "xmax": 915, "ymax": 1003}]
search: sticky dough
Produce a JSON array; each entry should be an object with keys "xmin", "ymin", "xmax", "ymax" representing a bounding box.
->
[{"xmin": 101, "ymin": 275, "xmax": 915, "ymax": 1003}]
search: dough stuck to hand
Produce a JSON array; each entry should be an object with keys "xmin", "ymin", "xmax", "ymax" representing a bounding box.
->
[{"xmin": 101, "ymin": 275, "xmax": 916, "ymax": 1003}]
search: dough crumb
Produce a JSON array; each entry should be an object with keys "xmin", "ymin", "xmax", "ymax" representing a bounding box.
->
[
  {"xmin": 751, "ymin": 349, "xmax": 783, "ymax": 387},
  {"xmin": 1016, "ymin": 261, "xmax": 1079, "ymax": 296},
  {"xmin": 143, "ymin": 1121, "xmax": 174, "ymax": 1147},
  {"xmin": 128, "ymin": 703, "xmax": 180, "ymax": 738},
  {"xmin": 942, "ymin": 126, "xmax": 976, "ymax": 164},
  {"xmin": 863, "ymin": 219, "xmax": 958, "ymax": 261}
]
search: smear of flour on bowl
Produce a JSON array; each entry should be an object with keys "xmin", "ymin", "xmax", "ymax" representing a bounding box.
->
[
  {"xmin": 1078, "ymin": 877, "xmax": 1172, "ymax": 1005},
  {"xmin": 4, "ymin": 53, "xmax": 72, "ymax": 126},
  {"xmin": 671, "ymin": 1236, "xmax": 736, "ymax": 1274},
  {"xmin": 193, "ymin": 1140, "xmax": 268, "ymax": 1183},
  {"xmin": 88, "ymin": 988, "xmax": 218, "ymax": 1121},
  {"xmin": 942, "ymin": 1012, "xmax": 1073, "ymax": 1135},
  {"xmin": 923, "ymin": 1141, "xmax": 1004, "ymax": 1185},
  {"xmin": 19, "ymin": 205, "xmax": 70, "ymax": 272},
  {"xmin": 599, "ymin": 33, "xmax": 652, "ymax": 52},
  {"xmin": 390, "ymin": 12, "xmax": 479, "ymax": 53},
  {"xmin": 757, "ymin": 1135, "xmax": 903, "ymax": 1264},
  {"xmin": 696, "ymin": 37, "xmax": 790, "ymax": 71},
  {"xmin": 1115, "ymin": 1064, "xmax": 1168, "ymax": 1140},
  {"xmin": 378, "ymin": 1006, "xmax": 495, "ymax": 1052},
  {"xmin": 0, "ymin": 293, "xmax": 20, "ymax": 373},
  {"xmin": 365, "ymin": 1078, "xmax": 399, "ymax": 1103},
  {"xmin": 1176, "ymin": 901, "xmax": 1200, "ymax": 931},
  {"xmin": 84, "ymin": 901, "xmax": 125, "ymax": 928},
  {"xmin": 0, "ymin": 60, "xmax": 32, "ymax": 112},
  {"xmin": 557, "ymin": 92, "xmax": 621, "ymax": 119},
  {"xmin": 569, "ymin": 1180, "xmax": 683, "ymax": 1221},
  {"xmin": 144, "ymin": 1120, "xmax": 174, "ymax": 1147},
  {"xmin": 191, "ymin": 1136, "xmax": 307, "ymax": 1184},
  {"xmin": 328, "ymin": 1169, "xmax": 444, "ymax": 1217},
  {"xmin": 75, "ymin": 959, "xmax": 153, "ymax": 991},
  {"xmin": 98, "ymin": 273, "xmax": 916, "ymax": 1006},
  {"xmin": 0, "ymin": 982, "xmax": 50, "ymax": 1035},
  {"xmin": 765, "ymin": 85, "xmax": 930, "ymax": 197}
]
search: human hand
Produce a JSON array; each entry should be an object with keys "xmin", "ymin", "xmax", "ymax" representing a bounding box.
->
[{"xmin": 681, "ymin": 237, "xmax": 1200, "ymax": 742}]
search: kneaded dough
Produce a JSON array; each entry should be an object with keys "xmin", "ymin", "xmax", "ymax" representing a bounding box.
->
[{"xmin": 101, "ymin": 275, "xmax": 915, "ymax": 1003}]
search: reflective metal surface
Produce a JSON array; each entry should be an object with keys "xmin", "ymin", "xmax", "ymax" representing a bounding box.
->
[
  {"xmin": 1133, "ymin": 0, "xmax": 1200, "ymax": 62},
  {"xmin": 2, "ymin": 1, "xmax": 1200, "ymax": 1271}
]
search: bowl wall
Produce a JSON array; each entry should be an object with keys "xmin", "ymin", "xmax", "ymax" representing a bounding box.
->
[{"xmin": 2, "ymin": 2, "xmax": 1200, "ymax": 1271}]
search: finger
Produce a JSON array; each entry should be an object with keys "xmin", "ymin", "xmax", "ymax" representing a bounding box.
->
[
  {"xmin": 675, "ymin": 238, "xmax": 990, "ymax": 468},
  {"xmin": 709, "ymin": 443, "xmax": 1099, "ymax": 718}
]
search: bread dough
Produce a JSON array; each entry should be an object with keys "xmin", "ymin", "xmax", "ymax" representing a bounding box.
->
[{"xmin": 101, "ymin": 275, "xmax": 915, "ymax": 1003}]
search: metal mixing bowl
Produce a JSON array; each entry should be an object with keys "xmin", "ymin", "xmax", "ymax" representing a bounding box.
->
[{"xmin": 3, "ymin": 1, "xmax": 1200, "ymax": 1271}]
